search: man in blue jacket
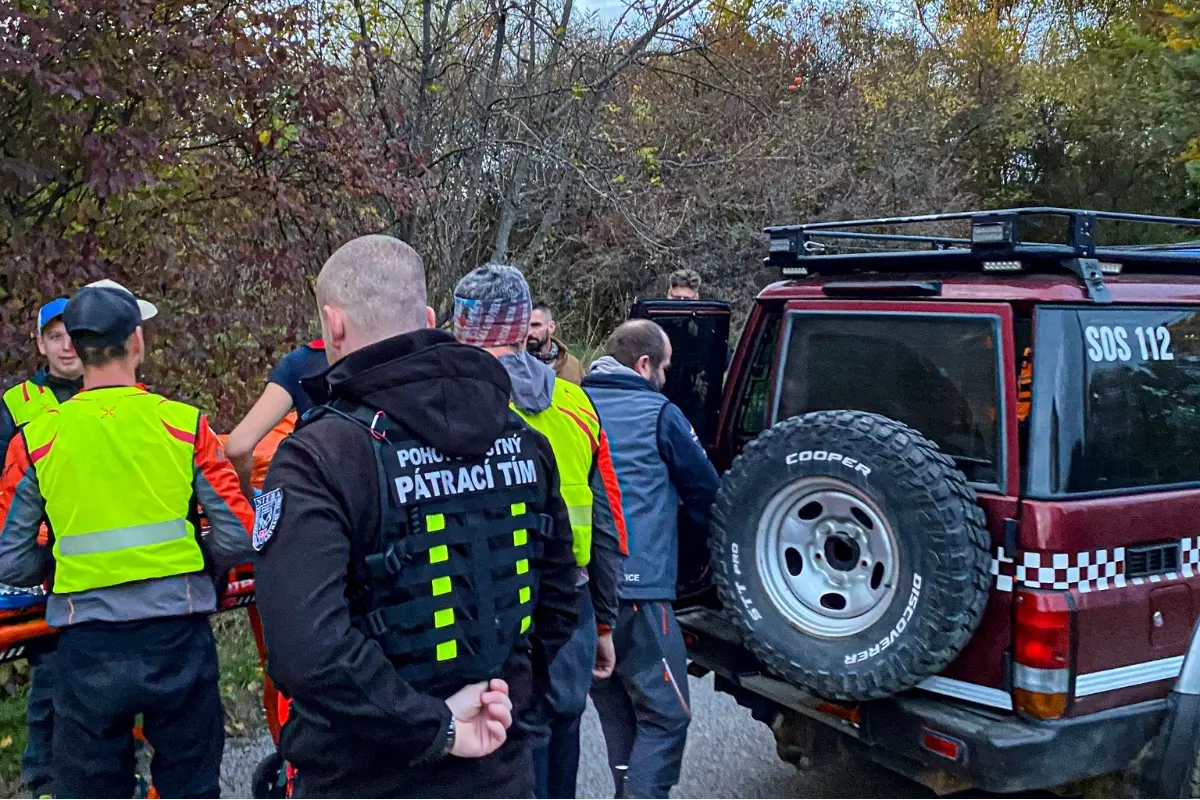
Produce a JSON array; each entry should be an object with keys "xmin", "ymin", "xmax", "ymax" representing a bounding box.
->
[{"xmin": 582, "ymin": 319, "xmax": 720, "ymax": 799}]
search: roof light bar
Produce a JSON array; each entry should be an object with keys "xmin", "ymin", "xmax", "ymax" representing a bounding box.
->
[
  {"xmin": 972, "ymin": 221, "xmax": 1013, "ymax": 245},
  {"xmin": 768, "ymin": 234, "xmax": 795, "ymax": 254}
]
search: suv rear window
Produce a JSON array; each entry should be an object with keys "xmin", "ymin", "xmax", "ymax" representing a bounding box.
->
[
  {"xmin": 776, "ymin": 312, "xmax": 1003, "ymax": 487},
  {"xmin": 1032, "ymin": 306, "xmax": 1200, "ymax": 494}
]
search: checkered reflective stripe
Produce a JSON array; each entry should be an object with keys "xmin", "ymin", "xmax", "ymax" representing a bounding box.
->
[{"xmin": 992, "ymin": 538, "xmax": 1200, "ymax": 593}]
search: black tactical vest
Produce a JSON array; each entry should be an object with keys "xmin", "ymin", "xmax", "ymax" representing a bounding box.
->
[{"xmin": 306, "ymin": 401, "xmax": 551, "ymax": 694}]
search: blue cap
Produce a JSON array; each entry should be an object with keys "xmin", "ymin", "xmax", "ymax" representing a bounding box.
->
[{"xmin": 36, "ymin": 298, "xmax": 69, "ymax": 333}]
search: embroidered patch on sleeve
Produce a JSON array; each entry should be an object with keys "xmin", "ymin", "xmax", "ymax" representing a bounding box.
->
[{"xmin": 252, "ymin": 488, "xmax": 284, "ymax": 551}]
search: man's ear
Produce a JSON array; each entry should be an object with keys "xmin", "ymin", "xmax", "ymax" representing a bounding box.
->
[
  {"xmin": 425, "ymin": 306, "xmax": 436, "ymax": 329},
  {"xmin": 322, "ymin": 304, "xmax": 348, "ymax": 350},
  {"xmin": 132, "ymin": 327, "xmax": 146, "ymax": 365},
  {"xmin": 547, "ymin": 319, "xmax": 557, "ymax": 337},
  {"xmin": 635, "ymin": 354, "xmax": 652, "ymax": 378},
  {"xmin": 35, "ymin": 334, "xmax": 48, "ymax": 358}
]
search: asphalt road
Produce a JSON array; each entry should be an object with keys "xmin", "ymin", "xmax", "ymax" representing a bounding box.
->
[{"xmin": 220, "ymin": 673, "xmax": 937, "ymax": 798}]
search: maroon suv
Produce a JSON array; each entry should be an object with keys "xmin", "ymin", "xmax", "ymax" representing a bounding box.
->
[{"xmin": 635, "ymin": 207, "xmax": 1200, "ymax": 795}]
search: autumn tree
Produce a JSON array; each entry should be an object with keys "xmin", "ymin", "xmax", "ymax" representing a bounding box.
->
[
  {"xmin": 1, "ymin": 0, "xmax": 419, "ymax": 425},
  {"xmin": 5, "ymin": 0, "xmax": 1199, "ymax": 421}
]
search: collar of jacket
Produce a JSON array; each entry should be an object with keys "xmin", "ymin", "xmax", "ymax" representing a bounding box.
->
[
  {"xmin": 499, "ymin": 349, "xmax": 555, "ymax": 415},
  {"xmin": 582, "ymin": 360, "xmax": 658, "ymax": 394},
  {"xmin": 32, "ymin": 364, "xmax": 83, "ymax": 397},
  {"xmin": 301, "ymin": 328, "xmax": 454, "ymax": 405},
  {"xmin": 299, "ymin": 328, "xmax": 515, "ymax": 459},
  {"xmin": 533, "ymin": 339, "xmax": 558, "ymax": 364}
]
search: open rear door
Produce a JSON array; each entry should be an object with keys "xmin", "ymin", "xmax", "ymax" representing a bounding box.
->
[
  {"xmin": 629, "ymin": 299, "xmax": 732, "ymax": 448},
  {"xmin": 629, "ymin": 298, "xmax": 732, "ymax": 603}
]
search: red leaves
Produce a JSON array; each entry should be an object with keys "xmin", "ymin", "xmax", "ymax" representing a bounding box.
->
[{"xmin": 2, "ymin": 0, "xmax": 418, "ymax": 426}]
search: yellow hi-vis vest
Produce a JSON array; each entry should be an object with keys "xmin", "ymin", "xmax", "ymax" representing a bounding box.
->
[
  {"xmin": 512, "ymin": 379, "xmax": 600, "ymax": 568},
  {"xmin": 22, "ymin": 387, "xmax": 206, "ymax": 595},
  {"xmin": 3, "ymin": 381, "xmax": 60, "ymax": 429}
]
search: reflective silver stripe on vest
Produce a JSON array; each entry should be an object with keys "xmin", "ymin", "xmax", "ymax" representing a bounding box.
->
[
  {"xmin": 567, "ymin": 504, "xmax": 592, "ymax": 528},
  {"xmin": 57, "ymin": 519, "xmax": 190, "ymax": 556}
]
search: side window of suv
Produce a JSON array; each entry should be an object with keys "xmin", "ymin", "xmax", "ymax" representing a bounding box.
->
[
  {"xmin": 1034, "ymin": 306, "xmax": 1200, "ymax": 494},
  {"xmin": 732, "ymin": 309, "xmax": 782, "ymax": 453}
]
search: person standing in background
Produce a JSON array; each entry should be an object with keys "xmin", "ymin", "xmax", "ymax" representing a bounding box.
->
[
  {"xmin": 666, "ymin": 269, "xmax": 702, "ymax": 301},
  {"xmin": 582, "ymin": 319, "xmax": 720, "ymax": 800},
  {"xmin": 0, "ymin": 285, "xmax": 255, "ymax": 798},
  {"xmin": 1, "ymin": 299, "xmax": 83, "ymax": 459},
  {"xmin": 224, "ymin": 339, "xmax": 326, "ymax": 497},
  {"xmin": 1, "ymin": 297, "xmax": 84, "ymax": 799},
  {"xmin": 526, "ymin": 302, "xmax": 585, "ymax": 385},
  {"xmin": 452, "ymin": 265, "xmax": 627, "ymax": 799}
]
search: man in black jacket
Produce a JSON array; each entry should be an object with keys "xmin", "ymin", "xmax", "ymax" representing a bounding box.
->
[{"xmin": 254, "ymin": 234, "xmax": 580, "ymax": 798}]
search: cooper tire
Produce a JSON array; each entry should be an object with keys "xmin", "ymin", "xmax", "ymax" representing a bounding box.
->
[{"xmin": 712, "ymin": 410, "xmax": 990, "ymax": 701}]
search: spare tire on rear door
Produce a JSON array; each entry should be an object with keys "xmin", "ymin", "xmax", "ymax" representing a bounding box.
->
[{"xmin": 712, "ymin": 410, "xmax": 991, "ymax": 702}]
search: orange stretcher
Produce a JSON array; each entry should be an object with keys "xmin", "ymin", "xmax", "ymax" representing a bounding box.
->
[
  {"xmin": 216, "ymin": 412, "xmax": 297, "ymax": 748},
  {"xmin": 0, "ymin": 558, "xmax": 259, "ymax": 662}
]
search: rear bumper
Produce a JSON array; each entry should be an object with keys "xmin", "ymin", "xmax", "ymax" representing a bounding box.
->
[
  {"xmin": 863, "ymin": 694, "xmax": 1165, "ymax": 793},
  {"xmin": 678, "ymin": 608, "xmax": 1166, "ymax": 793}
]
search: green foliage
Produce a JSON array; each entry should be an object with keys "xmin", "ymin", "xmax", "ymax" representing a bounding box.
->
[
  {"xmin": 905, "ymin": 0, "xmax": 1200, "ymax": 214},
  {"xmin": 0, "ymin": 685, "xmax": 27, "ymax": 796},
  {"xmin": 213, "ymin": 611, "xmax": 268, "ymax": 738}
]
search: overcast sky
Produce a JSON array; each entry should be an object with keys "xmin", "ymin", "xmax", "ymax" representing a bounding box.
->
[
  {"xmin": 574, "ymin": 0, "xmax": 638, "ymax": 23},
  {"xmin": 577, "ymin": 0, "xmax": 627, "ymax": 15}
]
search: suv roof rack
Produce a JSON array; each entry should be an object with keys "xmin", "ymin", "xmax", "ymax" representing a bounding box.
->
[{"xmin": 764, "ymin": 207, "xmax": 1200, "ymax": 303}]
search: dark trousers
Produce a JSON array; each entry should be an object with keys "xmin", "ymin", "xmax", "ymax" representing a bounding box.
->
[
  {"xmin": 53, "ymin": 615, "xmax": 225, "ymax": 799},
  {"xmin": 591, "ymin": 601, "xmax": 691, "ymax": 799},
  {"xmin": 530, "ymin": 590, "xmax": 597, "ymax": 799},
  {"xmin": 22, "ymin": 648, "xmax": 56, "ymax": 796}
]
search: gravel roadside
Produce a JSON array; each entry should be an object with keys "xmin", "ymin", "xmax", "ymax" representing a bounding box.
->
[{"xmin": 219, "ymin": 673, "xmax": 934, "ymax": 799}]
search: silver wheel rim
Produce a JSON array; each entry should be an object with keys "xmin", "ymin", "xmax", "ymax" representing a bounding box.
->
[{"xmin": 756, "ymin": 476, "xmax": 899, "ymax": 638}]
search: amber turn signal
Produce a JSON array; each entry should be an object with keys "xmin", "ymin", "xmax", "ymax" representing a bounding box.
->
[{"xmin": 1014, "ymin": 688, "xmax": 1068, "ymax": 719}]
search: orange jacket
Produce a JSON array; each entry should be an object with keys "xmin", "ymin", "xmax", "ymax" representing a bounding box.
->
[{"xmin": 218, "ymin": 411, "xmax": 297, "ymax": 491}]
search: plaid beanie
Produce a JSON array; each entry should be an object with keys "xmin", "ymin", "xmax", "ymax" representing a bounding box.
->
[{"xmin": 453, "ymin": 263, "xmax": 532, "ymax": 348}]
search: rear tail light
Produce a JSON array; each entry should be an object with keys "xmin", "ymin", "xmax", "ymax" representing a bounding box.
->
[
  {"xmin": 815, "ymin": 701, "xmax": 861, "ymax": 726},
  {"xmin": 921, "ymin": 730, "xmax": 964, "ymax": 762},
  {"xmin": 1013, "ymin": 589, "xmax": 1072, "ymax": 719}
]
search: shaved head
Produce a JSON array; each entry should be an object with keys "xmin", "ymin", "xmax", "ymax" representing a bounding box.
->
[{"xmin": 316, "ymin": 235, "xmax": 435, "ymax": 361}]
